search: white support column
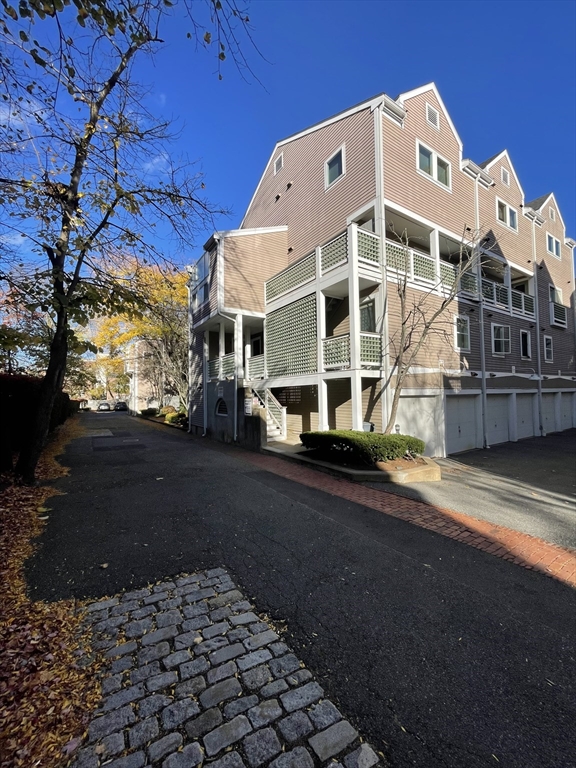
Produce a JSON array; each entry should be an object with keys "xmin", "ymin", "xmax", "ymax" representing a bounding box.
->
[
  {"xmin": 430, "ymin": 228, "xmax": 441, "ymax": 287},
  {"xmin": 235, "ymin": 314, "xmax": 243, "ymax": 379},
  {"xmin": 317, "ymin": 289, "xmax": 326, "ymax": 373},
  {"xmin": 351, "ymin": 370, "xmax": 363, "ymax": 431},
  {"xmin": 532, "ymin": 393, "xmax": 539, "ymax": 436},
  {"xmin": 348, "ymin": 223, "xmax": 361, "ymax": 371},
  {"xmin": 218, "ymin": 321, "xmax": 226, "ymax": 380},
  {"xmin": 317, "ymin": 378, "xmax": 329, "ymax": 431},
  {"xmin": 508, "ymin": 392, "xmax": 518, "ymax": 442},
  {"xmin": 504, "ymin": 265, "xmax": 512, "ymax": 314}
]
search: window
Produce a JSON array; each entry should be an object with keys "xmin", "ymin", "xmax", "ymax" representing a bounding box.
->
[
  {"xmin": 491, "ymin": 324, "xmax": 511, "ymax": 355},
  {"xmin": 454, "ymin": 315, "xmax": 470, "ymax": 352},
  {"xmin": 549, "ymin": 284, "xmax": 562, "ymax": 304},
  {"xmin": 549, "ymin": 207, "xmax": 555, "ymax": 222},
  {"xmin": 426, "ymin": 103, "xmax": 439, "ymax": 129},
  {"xmin": 215, "ymin": 398, "xmax": 228, "ymax": 416},
  {"xmin": 496, "ymin": 198, "xmax": 518, "ymax": 231},
  {"xmin": 325, "ymin": 146, "xmax": 345, "ymax": 188},
  {"xmin": 274, "ymin": 153, "xmax": 283, "ymax": 175},
  {"xmin": 501, "ymin": 168, "xmax": 510, "ymax": 186},
  {"xmin": 547, "ymin": 234, "xmax": 561, "ymax": 258},
  {"xmin": 360, "ymin": 301, "xmax": 376, "ymax": 332},
  {"xmin": 202, "ymin": 282, "xmax": 209, "ymax": 304},
  {"xmin": 544, "ymin": 335, "xmax": 553, "ymax": 363},
  {"xmin": 417, "ymin": 141, "xmax": 451, "ymax": 189},
  {"xmin": 520, "ymin": 330, "xmax": 531, "ymax": 359}
]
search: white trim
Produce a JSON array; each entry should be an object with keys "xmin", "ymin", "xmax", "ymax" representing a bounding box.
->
[
  {"xmin": 529, "ymin": 192, "xmax": 566, "ymax": 229},
  {"xmin": 543, "ymin": 335, "xmax": 553, "ymax": 363},
  {"xmin": 416, "ymin": 139, "xmax": 452, "ymax": 191},
  {"xmin": 325, "ymin": 144, "xmax": 346, "ymax": 190},
  {"xmin": 496, "ymin": 197, "xmax": 518, "ymax": 232},
  {"xmin": 347, "ymin": 198, "xmax": 377, "ymax": 226},
  {"xmin": 520, "ymin": 329, "xmax": 532, "ymax": 360},
  {"xmin": 481, "ymin": 150, "xmax": 525, "ymax": 200},
  {"xmin": 549, "ymin": 283, "xmax": 563, "ymax": 304},
  {"xmin": 397, "ymin": 82, "xmax": 463, "ymax": 151},
  {"xmin": 219, "ymin": 225, "xmax": 288, "ymax": 238},
  {"xmin": 491, "ymin": 322, "xmax": 511, "ymax": 355},
  {"xmin": 454, "ymin": 314, "xmax": 471, "ymax": 352},
  {"xmin": 426, "ymin": 102, "xmax": 440, "ymax": 130},
  {"xmin": 274, "ymin": 152, "xmax": 283, "ymax": 175},
  {"xmin": 501, "ymin": 167, "xmax": 510, "ymax": 186},
  {"xmin": 549, "ymin": 207, "xmax": 555, "ymax": 222},
  {"xmin": 546, "ymin": 233, "xmax": 561, "ymax": 259}
]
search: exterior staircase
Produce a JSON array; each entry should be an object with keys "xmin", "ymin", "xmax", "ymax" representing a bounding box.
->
[{"xmin": 253, "ymin": 389, "xmax": 287, "ymax": 442}]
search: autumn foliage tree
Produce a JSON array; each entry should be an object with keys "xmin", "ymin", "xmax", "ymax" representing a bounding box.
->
[{"xmin": 0, "ymin": 0, "xmax": 255, "ymax": 482}]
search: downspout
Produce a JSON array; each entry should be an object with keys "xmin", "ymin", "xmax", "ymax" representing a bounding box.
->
[
  {"xmin": 474, "ymin": 173, "xmax": 489, "ymax": 449},
  {"xmin": 529, "ymin": 214, "xmax": 544, "ymax": 436},
  {"xmin": 374, "ymin": 102, "xmax": 390, "ymax": 426}
]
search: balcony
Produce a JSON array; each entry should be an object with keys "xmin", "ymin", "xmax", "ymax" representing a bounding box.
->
[
  {"xmin": 322, "ymin": 333, "xmax": 382, "ymax": 369},
  {"xmin": 207, "ymin": 353, "xmax": 236, "ymax": 380},
  {"xmin": 511, "ymin": 289, "xmax": 535, "ymax": 317},
  {"xmin": 550, "ymin": 302, "xmax": 568, "ymax": 328}
]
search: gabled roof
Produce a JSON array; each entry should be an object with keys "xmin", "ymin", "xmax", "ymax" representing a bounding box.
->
[
  {"xmin": 479, "ymin": 149, "xmax": 524, "ymax": 199},
  {"xmin": 525, "ymin": 193, "xmax": 552, "ymax": 211},
  {"xmin": 396, "ymin": 82, "xmax": 463, "ymax": 151}
]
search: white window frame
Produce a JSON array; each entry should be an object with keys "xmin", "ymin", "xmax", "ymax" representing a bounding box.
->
[
  {"xmin": 549, "ymin": 207, "xmax": 555, "ymax": 221},
  {"xmin": 547, "ymin": 233, "xmax": 561, "ymax": 258},
  {"xmin": 416, "ymin": 140, "xmax": 451, "ymax": 191},
  {"xmin": 549, "ymin": 284, "xmax": 562, "ymax": 304},
  {"xmin": 426, "ymin": 103, "xmax": 440, "ymax": 130},
  {"xmin": 324, "ymin": 144, "xmax": 346, "ymax": 190},
  {"xmin": 520, "ymin": 329, "xmax": 531, "ymax": 360},
  {"xmin": 454, "ymin": 314, "xmax": 471, "ymax": 352},
  {"xmin": 274, "ymin": 153, "xmax": 283, "ymax": 175},
  {"xmin": 543, "ymin": 335, "xmax": 553, "ymax": 363},
  {"xmin": 501, "ymin": 167, "xmax": 510, "ymax": 186},
  {"xmin": 491, "ymin": 323, "xmax": 511, "ymax": 355},
  {"xmin": 495, "ymin": 198, "xmax": 518, "ymax": 231}
]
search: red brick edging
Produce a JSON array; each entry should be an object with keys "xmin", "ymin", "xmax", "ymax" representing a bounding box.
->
[{"xmin": 235, "ymin": 450, "xmax": 576, "ymax": 589}]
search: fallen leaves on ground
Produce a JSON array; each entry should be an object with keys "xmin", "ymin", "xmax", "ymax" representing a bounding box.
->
[{"xmin": 0, "ymin": 417, "xmax": 103, "ymax": 768}]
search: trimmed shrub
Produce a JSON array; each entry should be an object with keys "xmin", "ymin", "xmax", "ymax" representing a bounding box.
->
[
  {"xmin": 299, "ymin": 430, "xmax": 425, "ymax": 466},
  {"xmin": 159, "ymin": 405, "xmax": 177, "ymax": 416},
  {"xmin": 165, "ymin": 411, "xmax": 188, "ymax": 426},
  {"xmin": 140, "ymin": 407, "xmax": 157, "ymax": 417}
]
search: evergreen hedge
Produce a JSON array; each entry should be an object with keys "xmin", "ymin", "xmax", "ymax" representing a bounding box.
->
[{"xmin": 299, "ymin": 430, "xmax": 425, "ymax": 465}]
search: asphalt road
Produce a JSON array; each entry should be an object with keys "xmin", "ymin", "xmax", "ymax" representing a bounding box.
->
[
  {"xmin": 364, "ymin": 429, "xmax": 576, "ymax": 549},
  {"xmin": 27, "ymin": 413, "xmax": 576, "ymax": 768}
]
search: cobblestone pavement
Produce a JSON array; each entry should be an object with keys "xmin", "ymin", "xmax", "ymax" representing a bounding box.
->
[{"xmin": 73, "ymin": 569, "xmax": 382, "ymax": 768}]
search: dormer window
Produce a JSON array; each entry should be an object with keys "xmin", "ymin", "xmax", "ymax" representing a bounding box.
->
[
  {"xmin": 274, "ymin": 153, "xmax": 283, "ymax": 175},
  {"xmin": 426, "ymin": 103, "xmax": 439, "ymax": 129},
  {"xmin": 501, "ymin": 168, "xmax": 510, "ymax": 186}
]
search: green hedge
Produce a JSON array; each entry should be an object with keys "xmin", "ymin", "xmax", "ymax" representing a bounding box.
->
[
  {"xmin": 299, "ymin": 430, "xmax": 425, "ymax": 465},
  {"xmin": 165, "ymin": 411, "xmax": 187, "ymax": 426}
]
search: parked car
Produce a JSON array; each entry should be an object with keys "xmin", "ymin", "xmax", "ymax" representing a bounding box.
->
[
  {"xmin": 97, "ymin": 402, "xmax": 111, "ymax": 411},
  {"xmin": 114, "ymin": 401, "xmax": 128, "ymax": 411}
]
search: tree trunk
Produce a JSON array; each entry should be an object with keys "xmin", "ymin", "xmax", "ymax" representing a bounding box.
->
[{"xmin": 14, "ymin": 310, "xmax": 68, "ymax": 484}]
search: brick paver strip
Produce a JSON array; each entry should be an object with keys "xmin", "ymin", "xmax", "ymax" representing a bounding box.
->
[
  {"xmin": 73, "ymin": 570, "xmax": 382, "ymax": 768},
  {"xmin": 232, "ymin": 449, "xmax": 576, "ymax": 588}
]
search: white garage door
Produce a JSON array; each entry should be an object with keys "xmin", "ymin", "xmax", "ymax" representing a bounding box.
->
[
  {"xmin": 396, "ymin": 395, "xmax": 440, "ymax": 457},
  {"xmin": 560, "ymin": 393, "xmax": 574, "ymax": 431},
  {"xmin": 516, "ymin": 394, "xmax": 535, "ymax": 440},
  {"xmin": 541, "ymin": 394, "xmax": 556, "ymax": 433},
  {"xmin": 446, "ymin": 395, "xmax": 478, "ymax": 454},
  {"xmin": 487, "ymin": 394, "xmax": 509, "ymax": 445}
]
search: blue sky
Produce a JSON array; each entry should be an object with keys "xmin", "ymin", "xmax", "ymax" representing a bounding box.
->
[{"xmin": 143, "ymin": 0, "xmax": 576, "ymax": 255}]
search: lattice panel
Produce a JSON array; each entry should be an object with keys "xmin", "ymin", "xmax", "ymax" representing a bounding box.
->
[
  {"xmin": 460, "ymin": 272, "xmax": 478, "ymax": 293},
  {"xmin": 357, "ymin": 230, "xmax": 380, "ymax": 264},
  {"xmin": 323, "ymin": 335, "xmax": 350, "ymax": 368},
  {"xmin": 266, "ymin": 294, "xmax": 317, "ymax": 376},
  {"xmin": 385, "ymin": 241, "xmax": 408, "ymax": 272},
  {"xmin": 440, "ymin": 262, "xmax": 457, "ymax": 288},
  {"xmin": 413, "ymin": 252, "xmax": 436, "ymax": 282},
  {"xmin": 247, "ymin": 355, "xmax": 265, "ymax": 379},
  {"xmin": 266, "ymin": 253, "xmax": 315, "ymax": 302},
  {"xmin": 360, "ymin": 334, "xmax": 382, "ymax": 364},
  {"xmin": 321, "ymin": 232, "xmax": 348, "ymax": 273}
]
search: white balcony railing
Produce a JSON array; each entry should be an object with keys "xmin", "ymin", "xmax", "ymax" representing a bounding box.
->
[
  {"xmin": 247, "ymin": 354, "xmax": 265, "ymax": 379},
  {"xmin": 481, "ymin": 278, "xmax": 509, "ymax": 309},
  {"xmin": 550, "ymin": 302, "xmax": 568, "ymax": 328},
  {"xmin": 323, "ymin": 334, "xmax": 350, "ymax": 369},
  {"xmin": 207, "ymin": 353, "xmax": 236, "ymax": 380}
]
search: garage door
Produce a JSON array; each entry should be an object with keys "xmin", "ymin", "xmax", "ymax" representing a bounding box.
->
[
  {"xmin": 446, "ymin": 395, "xmax": 478, "ymax": 454},
  {"xmin": 396, "ymin": 395, "xmax": 440, "ymax": 457},
  {"xmin": 560, "ymin": 393, "xmax": 574, "ymax": 431},
  {"xmin": 516, "ymin": 394, "xmax": 535, "ymax": 440},
  {"xmin": 487, "ymin": 394, "xmax": 509, "ymax": 445},
  {"xmin": 541, "ymin": 394, "xmax": 556, "ymax": 433}
]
